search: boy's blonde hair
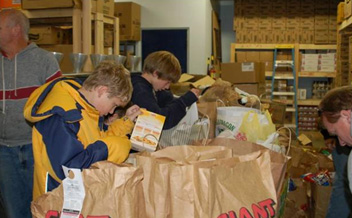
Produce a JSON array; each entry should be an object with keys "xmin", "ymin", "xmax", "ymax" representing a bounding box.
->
[
  {"xmin": 83, "ymin": 61, "xmax": 132, "ymax": 102},
  {"xmin": 143, "ymin": 51, "xmax": 181, "ymax": 83}
]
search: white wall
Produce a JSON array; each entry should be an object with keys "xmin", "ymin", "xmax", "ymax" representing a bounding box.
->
[{"xmin": 116, "ymin": 0, "xmax": 213, "ymax": 75}]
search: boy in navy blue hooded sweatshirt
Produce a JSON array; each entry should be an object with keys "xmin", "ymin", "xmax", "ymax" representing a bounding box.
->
[{"xmin": 131, "ymin": 51, "xmax": 200, "ymax": 130}]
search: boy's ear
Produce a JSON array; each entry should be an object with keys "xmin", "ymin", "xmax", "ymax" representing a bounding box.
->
[
  {"xmin": 97, "ymin": 86, "xmax": 108, "ymax": 97},
  {"xmin": 152, "ymin": 71, "xmax": 158, "ymax": 78}
]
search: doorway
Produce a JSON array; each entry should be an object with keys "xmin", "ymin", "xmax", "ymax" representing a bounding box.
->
[{"xmin": 142, "ymin": 29, "xmax": 188, "ymax": 73}]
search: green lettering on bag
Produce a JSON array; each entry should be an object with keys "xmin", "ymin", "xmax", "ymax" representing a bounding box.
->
[{"xmin": 216, "ymin": 119, "xmax": 235, "ymax": 131}]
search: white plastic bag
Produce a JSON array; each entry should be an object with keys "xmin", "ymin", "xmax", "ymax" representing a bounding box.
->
[
  {"xmin": 159, "ymin": 103, "xmax": 209, "ymax": 147},
  {"xmin": 216, "ymin": 106, "xmax": 260, "ymax": 136}
]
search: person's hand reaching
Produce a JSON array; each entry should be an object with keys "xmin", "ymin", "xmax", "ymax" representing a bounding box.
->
[
  {"xmin": 190, "ymin": 88, "xmax": 201, "ymax": 98},
  {"xmin": 125, "ymin": 104, "xmax": 142, "ymax": 122}
]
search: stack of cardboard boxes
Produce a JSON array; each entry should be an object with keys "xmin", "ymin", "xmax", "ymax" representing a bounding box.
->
[
  {"xmin": 114, "ymin": 2, "xmax": 141, "ymax": 41},
  {"xmin": 234, "ymin": 0, "xmax": 340, "ymax": 44}
]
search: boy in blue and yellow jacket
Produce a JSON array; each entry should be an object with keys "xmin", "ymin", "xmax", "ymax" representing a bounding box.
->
[{"xmin": 24, "ymin": 61, "xmax": 141, "ymax": 200}]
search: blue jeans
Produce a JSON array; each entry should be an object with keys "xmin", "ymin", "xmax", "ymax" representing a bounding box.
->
[
  {"xmin": 0, "ymin": 144, "xmax": 34, "ymax": 218},
  {"xmin": 326, "ymin": 145, "xmax": 352, "ymax": 218}
]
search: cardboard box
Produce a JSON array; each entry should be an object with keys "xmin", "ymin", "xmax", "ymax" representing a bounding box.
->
[
  {"xmin": 170, "ymin": 74, "xmax": 215, "ymax": 96},
  {"xmin": 234, "ymin": 83, "xmax": 265, "ymax": 96},
  {"xmin": 264, "ymin": 61, "xmax": 273, "ymax": 71},
  {"xmin": 235, "ymin": 51, "xmax": 271, "ymax": 63},
  {"xmin": 299, "ymin": 30, "xmax": 314, "ymax": 44},
  {"xmin": 23, "ymin": 0, "xmax": 112, "ymax": 15},
  {"xmin": 29, "ymin": 26, "xmax": 65, "ymax": 45},
  {"xmin": 104, "ymin": 28, "xmax": 114, "ymax": 47},
  {"xmin": 272, "ymin": 30, "xmax": 286, "ymax": 44},
  {"xmin": 22, "ymin": 0, "xmax": 81, "ymax": 9},
  {"xmin": 315, "ymin": 30, "xmax": 329, "ymax": 44},
  {"xmin": 91, "ymin": 0, "xmax": 114, "ymax": 16},
  {"xmin": 170, "ymin": 82, "xmax": 192, "ymax": 96},
  {"xmin": 0, "ymin": 0, "xmax": 21, "ymax": 9},
  {"xmin": 245, "ymin": 51, "xmax": 260, "ymax": 62},
  {"xmin": 259, "ymin": 51, "xmax": 274, "ymax": 62},
  {"xmin": 221, "ymin": 62, "xmax": 265, "ymax": 84},
  {"xmin": 40, "ymin": 44, "xmax": 74, "ymax": 73},
  {"xmin": 329, "ymin": 30, "xmax": 337, "ymax": 44},
  {"xmin": 114, "ymin": 2, "xmax": 141, "ymax": 41},
  {"xmin": 235, "ymin": 51, "xmax": 247, "ymax": 62}
]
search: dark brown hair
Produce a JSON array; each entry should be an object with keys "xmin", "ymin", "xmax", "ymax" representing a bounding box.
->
[{"xmin": 143, "ymin": 51, "xmax": 181, "ymax": 83}]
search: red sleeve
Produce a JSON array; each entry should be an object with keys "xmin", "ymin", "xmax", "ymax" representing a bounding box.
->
[{"xmin": 46, "ymin": 70, "xmax": 62, "ymax": 83}]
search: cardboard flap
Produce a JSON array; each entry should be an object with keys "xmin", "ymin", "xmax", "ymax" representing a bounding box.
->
[
  {"xmin": 191, "ymin": 76, "xmax": 215, "ymax": 88},
  {"xmin": 178, "ymin": 74, "xmax": 195, "ymax": 83}
]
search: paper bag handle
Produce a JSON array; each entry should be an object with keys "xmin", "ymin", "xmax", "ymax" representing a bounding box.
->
[
  {"xmin": 276, "ymin": 126, "xmax": 292, "ymax": 156},
  {"xmin": 216, "ymin": 99, "xmax": 226, "ymax": 107},
  {"xmin": 195, "ymin": 114, "xmax": 210, "ymax": 146}
]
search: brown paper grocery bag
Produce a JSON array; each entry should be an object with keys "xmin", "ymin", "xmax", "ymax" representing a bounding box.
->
[
  {"xmin": 195, "ymin": 151, "xmax": 277, "ymax": 218},
  {"xmin": 31, "ymin": 161, "xmax": 145, "ymax": 218},
  {"xmin": 136, "ymin": 145, "xmax": 233, "ymax": 218},
  {"xmin": 194, "ymin": 138, "xmax": 289, "ymax": 196},
  {"xmin": 197, "ymin": 101, "xmax": 217, "ymax": 139},
  {"xmin": 136, "ymin": 145, "xmax": 278, "ymax": 218},
  {"xmin": 284, "ymin": 178, "xmax": 309, "ymax": 218},
  {"xmin": 311, "ymin": 183, "xmax": 332, "ymax": 218},
  {"xmin": 193, "ymin": 138, "xmax": 290, "ymax": 218}
]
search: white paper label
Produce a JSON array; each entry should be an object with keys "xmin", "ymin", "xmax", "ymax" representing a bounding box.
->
[
  {"xmin": 60, "ymin": 166, "xmax": 85, "ymax": 218},
  {"xmin": 241, "ymin": 62, "xmax": 254, "ymax": 72}
]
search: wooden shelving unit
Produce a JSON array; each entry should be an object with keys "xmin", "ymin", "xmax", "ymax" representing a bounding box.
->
[
  {"xmin": 266, "ymin": 71, "xmax": 336, "ymax": 78},
  {"xmin": 263, "ymin": 99, "xmax": 321, "ymax": 106},
  {"xmin": 22, "ymin": 1, "xmax": 119, "ymax": 72},
  {"xmin": 297, "ymin": 99, "xmax": 321, "ymax": 106},
  {"xmin": 299, "ymin": 72, "xmax": 336, "ymax": 78},
  {"xmin": 298, "ymin": 44, "xmax": 336, "ymax": 50},
  {"xmin": 338, "ymin": 15, "xmax": 352, "ymax": 32}
]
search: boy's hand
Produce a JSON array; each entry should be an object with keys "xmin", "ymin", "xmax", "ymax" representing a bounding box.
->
[
  {"xmin": 190, "ymin": 88, "xmax": 201, "ymax": 97},
  {"xmin": 125, "ymin": 105, "xmax": 142, "ymax": 122}
]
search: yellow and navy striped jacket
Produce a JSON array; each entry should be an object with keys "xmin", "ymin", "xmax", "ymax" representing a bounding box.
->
[{"xmin": 24, "ymin": 77, "xmax": 133, "ymax": 200}]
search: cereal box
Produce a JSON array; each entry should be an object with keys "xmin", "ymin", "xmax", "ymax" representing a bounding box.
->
[{"xmin": 130, "ymin": 109, "xmax": 165, "ymax": 152}]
